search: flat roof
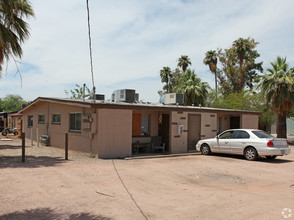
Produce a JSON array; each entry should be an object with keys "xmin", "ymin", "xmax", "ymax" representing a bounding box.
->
[{"xmin": 19, "ymin": 97, "xmax": 261, "ymax": 115}]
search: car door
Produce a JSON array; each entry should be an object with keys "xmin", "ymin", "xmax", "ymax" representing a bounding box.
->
[
  {"xmin": 217, "ymin": 130, "xmax": 234, "ymax": 152},
  {"xmin": 230, "ymin": 130, "xmax": 250, "ymax": 154}
]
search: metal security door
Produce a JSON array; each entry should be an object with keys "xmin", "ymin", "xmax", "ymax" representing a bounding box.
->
[{"xmin": 188, "ymin": 114, "xmax": 201, "ymax": 151}]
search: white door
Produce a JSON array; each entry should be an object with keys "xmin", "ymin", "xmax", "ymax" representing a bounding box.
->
[
  {"xmin": 217, "ymin": 130, "xmax": 234, "ymax": 152},
  {"xmin": 230, "ymin": 130, "xmax": 250, "ymax": 154}
]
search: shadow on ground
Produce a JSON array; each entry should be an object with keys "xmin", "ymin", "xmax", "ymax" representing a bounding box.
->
[
  {"xmin": 209, "ymin": 153, "xmax": 294, "ymax": 163},
  {"xmin": 0, "ymin": 208, "xmax": 112, "ymax": 220},
  {"xmin": 0, "ymin": 156, "xmax": 66, "ymax": 169}
]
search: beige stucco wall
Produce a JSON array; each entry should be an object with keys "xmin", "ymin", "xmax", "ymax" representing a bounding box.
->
[
  {"xmin": 200, "ymin": 112, "xmax": 217, "ymax": 139},
  {"xmin": 96, "ymin": 109, "xmax": 132, "ymax": 158},
  {"xmin": 169, "ymin": 111, "xmax": 217, "ymax": 154},
  {"xmin": 22, "ymin": 101, "xmax": 133, "ymax": 158},
  {"xmin": 22, "ymin": 102, "xmax": 93, "ymax": 153},
  {"xmin": 170, "ymin": 111, "xmax": 188, "ymax": 154},
  {"xmin": 241, "ymin": 114, "xmax": 259, "ymax": 129},
  {"xmin": 217, "ymin": 114, "xmax": 231, "ymax": 132}
]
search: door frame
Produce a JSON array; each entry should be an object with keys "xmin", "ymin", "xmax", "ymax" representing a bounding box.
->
[{"xmin": 158, "ymin": 113, "xmax": 171, "ymax": 153}]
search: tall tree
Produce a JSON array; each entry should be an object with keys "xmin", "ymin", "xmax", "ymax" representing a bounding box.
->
[
  {"xmin": 159, "ymin": 66, "xmax": 172, "ymax": 93},
  {"xmin": 233, "ymin": 38, "xmax": 250, "ymax": 72},
  {"xmin": 259, "ymin": 56, "xmax": 294, "ymax": 138},
  {"xmin": 203, "ymin": 50, "xmax": 218, "ymax": 95},
  {"xmin": 0, "ymin": 94, "xmax": 27, "ymax": 111},
  {"xmin": 216, "ymin": 37, "xmax": 263, "ymax": 94},
  {"xmin": 177, "ymin": 55, "xmax": 191, "ymax": 72},
  {"xmin": 0, "ymin": 0, "xmax": 34, "ymax": 73},
  {"xmin": 174, "ymin": 69, "xmax": 209, "ymax": 106},
  {"xmin": 207, "ymin": 90, "xmax": 275, "ymax": 132}
]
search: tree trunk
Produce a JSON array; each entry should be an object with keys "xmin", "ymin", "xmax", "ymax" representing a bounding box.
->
[{"xmin": 276, "ymin": 114, "xmax": 287, "ymax": 138}]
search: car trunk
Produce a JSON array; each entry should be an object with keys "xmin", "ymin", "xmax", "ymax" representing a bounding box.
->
[{"xmin": 271, "ymin": 139, "xmax": 288, "ymax": 148}]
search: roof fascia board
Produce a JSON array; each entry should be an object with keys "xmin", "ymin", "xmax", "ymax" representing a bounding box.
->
[
  {"xmin": 43, "ymin": 99, "xmax": 91, "ymax": 108},
  {"xmin": 19, "ymin": 97, "xmax": 91, "ymax": 113},
  {"xmin": 90, "ymin": 103, "xmax": 261, "ymax": 115}
]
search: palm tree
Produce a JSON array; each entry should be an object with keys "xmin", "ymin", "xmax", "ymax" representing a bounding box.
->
[
  {"xmin": 174, "ymin": 69, "xmax": 210, "ymax": 106},
  {"xmin": 232, "ymin": 38, "xmax": 250, "ymax": 69},
  {"xmin": 160, "ymin": 66, "xmax": 172, "ymax": 93},
  {"xmin": 0, "ymin": 0, "xmax": 34, "ymax": 73},
  {"xmin": 177, "ymin": 55, "xmax": 191, "ymax": 72},
  {"xmin": 232, "ymin": 37, "xmax": 251, "ymax": 91},
  {"xmin": 203, "ymin": 50, "xmax": 218, "ymax": 95},
  {"xmin": 259, "ymin": 56, "xmax": 294, "ymax": 138}
]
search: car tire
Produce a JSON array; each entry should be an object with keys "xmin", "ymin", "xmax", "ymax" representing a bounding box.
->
[
  {"xmin": 200, "ymin": 144, "xmax": 211, "ymax": 155},
  {"xmin": 2, "ymin": 131, "xmax": 7, "ymax": 136},
  {"xmin": 265, "ymin": 156, "xmax": 277, "ymax": 160},
  {"xmin": 244, "ymin": 147, "xmax": 258, "ymax": 161},
  {"xmin": 13, "ymin": 131, "xmax": 18, "ymax": 136}
]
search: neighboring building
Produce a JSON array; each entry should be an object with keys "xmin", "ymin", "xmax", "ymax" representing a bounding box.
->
[
  {"xmin": 19, "ymin": 97, "xmax": 260, "ymax": 159},
  {"xmin": 271, "ymin": 118, "xmax": 294, "ymax": 135},
  {"xmin": 0, "ymin": 111, "xmax": 8, "ymax": 131},
  {"xmin": 8, "ymin": 113, "xmax": 22, "ymax": 128},
  {"xmin": 8, "ymin": 113, "xmax": 23, "ymax": 137},
  {"xmin": 0, "ymin": 111, "xmax": 18, "ymax": 131}
]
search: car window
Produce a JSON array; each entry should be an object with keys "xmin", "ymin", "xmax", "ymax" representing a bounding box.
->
[
  {"xmin": 252, "ymin": 130, "xmax": 273, "ymax": 139},
  {"xmin": 219, "ymin": 131, "xmax": 234, "ymax": 139},
  {"xmin": 232, "ymin": 130, "xmax": 250, "ymax": 139}
]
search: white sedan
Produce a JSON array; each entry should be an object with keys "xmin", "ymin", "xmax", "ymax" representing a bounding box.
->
[{"xmin": 196, "ymin": 129, "xmax": 291, "ymax": 161}]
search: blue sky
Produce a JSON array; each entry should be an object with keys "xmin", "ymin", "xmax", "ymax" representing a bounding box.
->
[{"xmin": 0, "ymin": 0, "xmax": 294, "ymax": 103}]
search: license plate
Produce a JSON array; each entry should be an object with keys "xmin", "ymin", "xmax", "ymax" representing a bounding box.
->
[{"xmin": 281, "ymin": 150, "xmax": 285, "ymax": 155}]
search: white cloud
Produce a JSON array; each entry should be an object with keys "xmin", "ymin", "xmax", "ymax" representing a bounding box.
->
[{"xmin": 0, "ymin": 0, "xmax": 294, "ymax": 102}]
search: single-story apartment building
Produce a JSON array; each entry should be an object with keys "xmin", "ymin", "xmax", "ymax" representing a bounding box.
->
[{"xmin": 19, "ymin": 97, "xmax": 260, "ymax": 159}]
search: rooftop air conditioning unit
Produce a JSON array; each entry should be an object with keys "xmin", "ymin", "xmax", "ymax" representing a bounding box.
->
[
  {"xmin": 87, "ymin": 94, "xmax": 105, "ymax": 101},
  {"xmin": 160, "ymin": 93, "xmax": 184, "ymax": 105},
  {"xmin": 94, "ymin": 94, "xmax": 104, "ymax": 100},
  {"xmin": 112, "ymin": 89, "xmax": 139, "ymax": 103}
]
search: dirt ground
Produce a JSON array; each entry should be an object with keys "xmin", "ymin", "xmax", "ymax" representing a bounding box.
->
[{"xmin": 0, "ymin": 135, "xmax": 294, "ymax": 220}]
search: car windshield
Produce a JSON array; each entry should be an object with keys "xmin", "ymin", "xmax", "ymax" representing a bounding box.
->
[{"xmin": 252, "ymin": 130, "xmax": 273, "ymax": 139}]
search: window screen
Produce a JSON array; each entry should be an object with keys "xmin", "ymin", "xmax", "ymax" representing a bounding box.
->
[
  {"xmin": 38, "ymin": 115, "xmax": 45, "ymax": 124},
  {"xmin": 52, "ymin": 114, "xmax": 61, "ymax": 124},
  {"xmin": 28, "ymin": 115, "xmax": 33, "ymax": 127},
  {"xmin": 69, "ymin": 113, "xmax": 81, "ymax": 131}
]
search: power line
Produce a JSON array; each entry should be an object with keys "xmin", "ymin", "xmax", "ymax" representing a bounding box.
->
[{"xmin": 86, "ymin": 0, "xmax": 95, "ymax": 96}]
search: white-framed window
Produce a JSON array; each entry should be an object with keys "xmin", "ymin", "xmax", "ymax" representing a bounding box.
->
[
  {"xmin": 38, "ymin": 115, "xmax": 45, "ymax": 124},
  {"xmin": 28, "ymin": 115, "xmax": 33, "ymax": 127},
  {"xmin": 69, "ymin": 113, "xmax": 81, "ymax": 132},
  {"xmin": 52, "ymin": 114, "xmax": 61, "ymax": 124}
]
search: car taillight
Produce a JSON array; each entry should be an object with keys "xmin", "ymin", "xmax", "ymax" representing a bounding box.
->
[{"xmin": 267, "ymin": 141, "xmax": 274, "ymax": 147}]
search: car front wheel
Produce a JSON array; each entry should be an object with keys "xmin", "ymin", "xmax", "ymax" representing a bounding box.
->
[
  {"xmin": 200, "ymin": 144, "xmax": 211, "ymax": 155},
  {"xmin": 244, "ymin": 147, "xmax": 258, "ymax": 161}
]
